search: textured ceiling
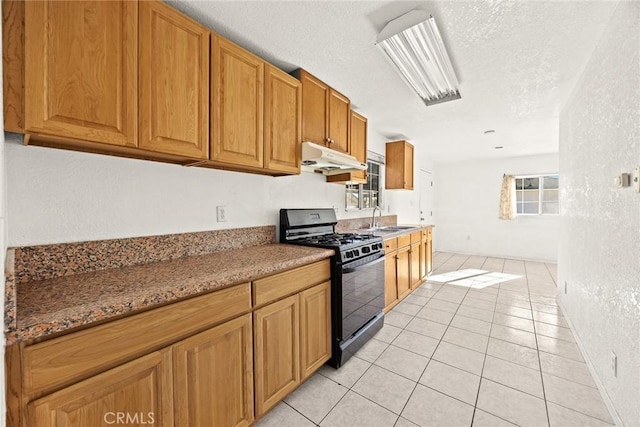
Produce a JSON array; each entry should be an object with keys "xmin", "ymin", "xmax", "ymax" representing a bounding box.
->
[{"xmin": 168, "ymin": 0, "xmax": 619, "ymax": 164}]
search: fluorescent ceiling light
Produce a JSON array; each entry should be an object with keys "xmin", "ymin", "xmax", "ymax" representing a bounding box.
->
[{"xmin": 377, "ymin": 10, "xmax": 461, "ymax": 106}]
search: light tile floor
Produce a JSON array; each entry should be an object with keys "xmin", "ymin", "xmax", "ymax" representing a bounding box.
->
[{"xmin": 256, "ymin": 252, "xmax": 615, "ymax": 427}]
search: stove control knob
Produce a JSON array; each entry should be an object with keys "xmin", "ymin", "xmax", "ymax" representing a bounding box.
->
[{"xmin": 362, "ymin": 247, "xmax": 370, "ymax": 254}]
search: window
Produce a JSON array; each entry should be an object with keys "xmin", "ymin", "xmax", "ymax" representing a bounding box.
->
[
  {"xmin": 515, "ymin": 175, "xmax": 559, "ymax": 215},
  {"xmin": 346, "ymin": 159, "xmax": 383, "ymax": 210}
]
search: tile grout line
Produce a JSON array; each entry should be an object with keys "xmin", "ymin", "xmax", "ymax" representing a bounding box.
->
[
  {"xmin": 524, "ymin": 261, "xmax": 552, "ymax": 427},
  {"xmin": 393, "ymin": 272, "xmax": 475, "ymax": 424},
  {"xmin": 469, "ymin": 255, "xmax": 503, "ymax": 425}
]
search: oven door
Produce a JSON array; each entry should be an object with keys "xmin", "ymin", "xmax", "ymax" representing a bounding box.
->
[{"xmin": 340, "ymin": 253, "xmax": 385, "ymax": 341}]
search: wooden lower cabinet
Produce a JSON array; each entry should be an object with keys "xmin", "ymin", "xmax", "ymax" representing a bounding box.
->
[
  {"xmin": 396, "ymin": 246, "xmax": 412, "ymax": 300},
  {"xmin": 419, "ymin": 230, "xmax": 433, "ymax": 278},
  {"xmin": 410, "ymin": 242, "xmax": 421, "ymax": 289},
  {"xmin": 384, "ymin": 251, "xmax": 399, "ymax": 308},
  {"xmin": 384, "ymin": 228, "xmax": 433, "ymax": 311},
  {"xmin": 427, "ymin": 229, "xmax": 433, "ymax": 274},
  {"xmin": 300, "ymin": 281, "xmax": 332, "ymax": 380},
  {"xmin": 173, "ymin": 314, "xmax": 254, "ymax": 427},
  {"xmin": 27, "ymin": 349, "xmax": 173, "ymax": 427},
  {"xmin": 254, "ymin": 294, "xmax": 300, "ymax": 417},
  {"xmin": 13, "ymin": 260, "xmax": 332, "ymax": 427}
]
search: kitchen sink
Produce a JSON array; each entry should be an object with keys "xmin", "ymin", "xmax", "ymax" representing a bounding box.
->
[
  {"xmin": 359, "ymin": 225, "xmax": 417, "ymax": 233},
  {"xmin": 379, "ymin": 226, "xmax": 416, "ymax": 231}
]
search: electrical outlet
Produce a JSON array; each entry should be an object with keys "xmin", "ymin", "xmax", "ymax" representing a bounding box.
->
[
  {"xmin": 611, "ymin": 351, "xmax": 618, "ymax": 377},
  {"xmin": 216, "ymin": 206, "xmax": 227, "ymax": 222},
  {"xmin": 564, "ymin": 281, "xmax": 568, "ymax": 294}
]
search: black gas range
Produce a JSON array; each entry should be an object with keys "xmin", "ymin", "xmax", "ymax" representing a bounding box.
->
[{"xmin": 280, "ymin": 208, "xmax": 385, "ymax": 368}]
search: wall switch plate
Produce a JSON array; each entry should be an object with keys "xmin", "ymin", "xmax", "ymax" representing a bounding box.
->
[
  {"xmin": 633, "ymin": 167, "xmax": 640, "ymax": 192},
  {"xmin": 611, "ymin": 351, "xmax": 617, "ymax": 377},
  {"xmin": 216, "ymin": 206, "xmax": 227, "ymax": 222}
]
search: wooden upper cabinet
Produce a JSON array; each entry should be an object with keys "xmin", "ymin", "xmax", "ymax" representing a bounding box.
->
[
  {"xmin": 386, "ymin": 140, "xmax": 415, "ymax": 190},
  {"xmin": 139, "ymin": 0, "xmax": 209, "ymax": 159},
  {"xmin": 174, "ymin": 314, "xmax": 254, "ymax": 427},
  {"xmin": 326, "ymin": 109, "xmax": 367, "ymax": 184},
  {"xmin": 296, "ymin": 69, "xmax": 351, "ymax": 154},
  {"xmin": 24, "ymin": 1, "xmax": 137, "ymax": 146},
  {"xmin": 264, "ymin": 65, "xmax": 301, "ymax": 174},
  {"xmin": 212, "ymin": 36, "xmax": 264, "ymax": 168},
  {"xmin": 298, "ymin": 70, "xmax": 329, "ymax": 146},
  {"xmin": 349, "ymin": 110, "xmax": 368, "ymax": 182},
  {"xmin": 27, "ymin": 349, "xmax": 173, "ymax": 427},
  {"xmin": 327, "ymin": 89, "xmax": 350, "ymax": 154}
]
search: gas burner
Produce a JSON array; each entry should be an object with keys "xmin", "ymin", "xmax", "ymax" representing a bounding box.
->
[{"xmin": 298, "ymin": 232, "xmax": 375, "ymax": 247}]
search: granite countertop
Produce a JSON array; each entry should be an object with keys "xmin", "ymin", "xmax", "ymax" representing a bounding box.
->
[{"xmin": 12, "ymin": 243, "xmax": 333, "ymax": 343}]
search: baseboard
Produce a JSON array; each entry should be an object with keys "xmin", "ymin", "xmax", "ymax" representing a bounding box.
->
[{"xmin": 556, "ymin": 298, "xmax": 624, "ymax": 426}]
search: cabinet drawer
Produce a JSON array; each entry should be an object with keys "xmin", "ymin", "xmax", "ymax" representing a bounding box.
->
[
  {"xmin": 384, "ymin": 238, "xmax": 397, "ymax": 252},
  {"xmin": 253, "ymin": 260, "xmax": 330, "ymax": 307},
  {"xmin": 23, "ymin": 283, "xmax": 251, "ymax": 397},
  {"xmin": 410, "ymin": 231, "xmax": 422, "ymax": 244},
  {"xmin": 397, "ymin": 234, "xmax": 411, "ymax": 248},
  {"xmin": 421, "ymin": 229, "xmax": 428, "ymax": 242}
]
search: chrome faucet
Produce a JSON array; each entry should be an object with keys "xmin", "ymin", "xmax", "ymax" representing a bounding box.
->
[{"xmin": 371, "ymin": 205, "xmax": 381, "ymax": 229}]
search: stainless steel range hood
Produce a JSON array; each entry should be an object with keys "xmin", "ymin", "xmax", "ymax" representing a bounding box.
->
[{"xmin": 301, "ymin": 141, "xmax": 367, "ymax": 176}]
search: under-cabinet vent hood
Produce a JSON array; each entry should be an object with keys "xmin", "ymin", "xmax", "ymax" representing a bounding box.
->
[{"xmin": 301, "ymin": 141, "xmax": 367, "ymax": 176}]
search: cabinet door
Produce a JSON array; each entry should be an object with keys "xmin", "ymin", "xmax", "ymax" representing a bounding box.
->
[
  {"xmin": 404, "ymin": 142, "xmax": 415, "ymax": 189},
  {"xmin": 299, "ymin": 282, "xmax": 331, "ymax": 380},
  {"xmin": 139, "ymin": 0, "xmax": 209, "ymax": 159},
  {"xmin": 254, "ymin": 295, "xmax": 300, "ymax": 416},
  {"xmin": 328, "ymin": 88, "xmax": 350, "ymax": 154},
  {"xmin": 384, "ymin": 252, "xmax": 399, "ymax": 309},
  {"xmin": 299, "ymin": 70, "xmax": 329, "ymax": 146},
  {"xmin": 27, "ymin": 349, "xmax": 172, "ymax": 427},
  {"xmin": 420, "ymin": 239, "xmax": 428, "ymax": 280},
  {"xmin": 212, "ymin": 36, "xmax": 264, "ymax": 167},
  {"xmin": 386, "ymin": 140, "xmax": 415, "ymax": 190},
  {"xmin": 410, "ymin": 242, "xmax": 421, "ymax": 289},
  {"xmin": 25, "ymin": 1, "xmax": 137, "ymax": 146},
  {"xmin": 396, "ymin": 247, "xmax": 411, "ymax": 300},
  {"xmin": 264, "ymin": 65, "xmax": 301, "ymax": 174},
  {"xmin": 173, "ymin": 314, "xmax": 253, "ymax": 427},
  {"xmin": 427, "ymin": 231, "xmax": 433, "ymax": 275},
  {"xmin": 349, "ymin": 111, "xmax": 368, "ymax": 182}
]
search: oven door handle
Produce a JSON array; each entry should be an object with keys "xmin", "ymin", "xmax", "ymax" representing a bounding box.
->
[{"xmin": 342, "ymin": 252, "xmax": 386, "ymax": 272}]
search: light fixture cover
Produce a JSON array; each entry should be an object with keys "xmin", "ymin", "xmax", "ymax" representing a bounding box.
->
[{"xmin": 377, "ymin": 10, "xmax": 461, "ymax": 106}]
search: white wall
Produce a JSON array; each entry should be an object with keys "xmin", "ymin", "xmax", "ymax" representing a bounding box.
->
[
  {"xmin": 434, "ymin": 154, "xmax": 560, "ymax": 262},
  {"xmin": 5, "ymin": 129, "xmax": 424, "ymax": 246},
  {"xmin": 558, "ymin": 2, "xmax": 640, "ymax": 425}
]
